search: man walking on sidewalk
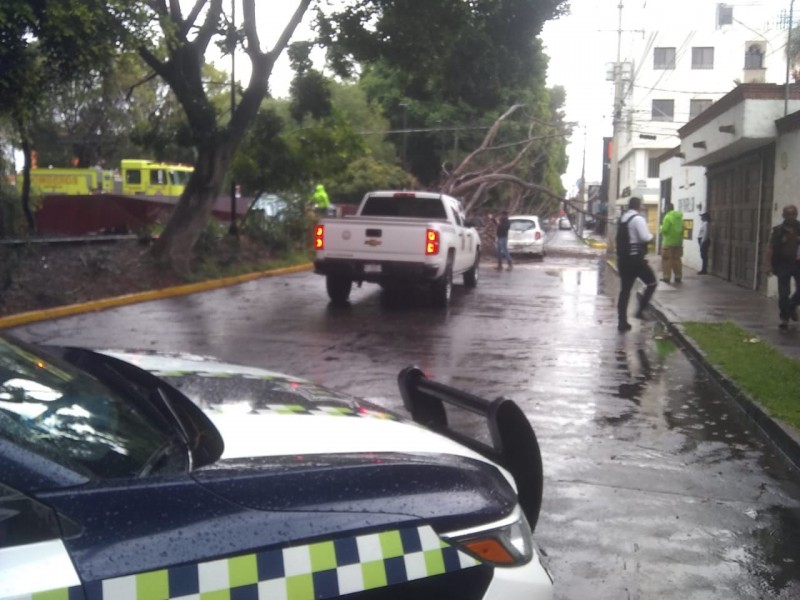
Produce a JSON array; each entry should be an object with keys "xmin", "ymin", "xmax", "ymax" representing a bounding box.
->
[
  {"xmin": 660, "ymin": 202, "xmax": 685, "ymax": 283},
  {"xmin": 766, "ymin": 204, "xmax": 800, "ymax": 330},
  {"xmin": 616, "ymin": 197, "xmax": 656, "ymax": 332}
]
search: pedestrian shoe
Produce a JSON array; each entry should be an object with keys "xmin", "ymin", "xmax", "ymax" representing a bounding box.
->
[
  {"xmin": 698, "ymin": 270, "xmax": 707, "ymax": 275},
  {"xmin": 618, "ymin": 322, "xmax": 632, "ymax": 332},
  {"xmin": 495, "ymin": 264, "xmax": 502, "ymax": 270},
  {"xmin": 507, "ymin": 264, "xmax": 513, "ymax": 271},
  {"xmin": 674, "ymin": 278, "xmax": 682, "ymax": 284},
  {"xmin": 791, "ymin": 306, "xmax": 799, "ymax": 322},
  {"xmin": 779, "ymin": 320, "xmax": 789, "ymax": 331}
]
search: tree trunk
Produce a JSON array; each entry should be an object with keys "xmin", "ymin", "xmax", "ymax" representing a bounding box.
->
[{"xmin": 150, "ymin": 143, "xmax": 230, "ymax": 272}]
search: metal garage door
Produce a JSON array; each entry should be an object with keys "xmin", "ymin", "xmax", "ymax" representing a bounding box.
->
[{"xmin": 706, "ymin": 146, "xmax": 774, "ymax": 291}]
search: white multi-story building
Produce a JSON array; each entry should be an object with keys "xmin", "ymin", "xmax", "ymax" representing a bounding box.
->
[{"xmin": 611, "ymin": 1, "xmax": 789, "ymax": 235}]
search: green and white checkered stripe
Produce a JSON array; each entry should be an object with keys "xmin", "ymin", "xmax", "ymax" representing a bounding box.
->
[
  {"xmin": 253, "ymin": 404, "xmax": 398, "ymax": 420},
  {"xmin": 29, "ymin": 525, "xmax": 480, "ymax": 600}
]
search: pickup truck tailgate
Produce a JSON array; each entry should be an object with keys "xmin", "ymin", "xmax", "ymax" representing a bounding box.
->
[{"xmin": 322, "ymin": 216, "xmax": 450, "ymax": 262}]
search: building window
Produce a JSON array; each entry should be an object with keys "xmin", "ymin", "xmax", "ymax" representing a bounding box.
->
[
  {"xmin": 692, "ymin": 47, "xmax": 714, "ymax": 69},
  {"xmin": 744, "ymin": 43, "xmax": 764, "ymax": 69},
  {"xmin": 689, "ymin": 99, "xmax": 713, "ymax": 120},
  {"xmin": 717, "ymin": 4, "xmax": 733, "ymax": 27},
  {"xmin": 654, "ymin": 47, "xmax": 676, "ymax": 70},
  {"xmin": 652, "ymin": 99, "xmax": 674, "ymax": 122},
  {"xmin": 648, "ymin": 158, "xmax": 660, "ymax": 178}
]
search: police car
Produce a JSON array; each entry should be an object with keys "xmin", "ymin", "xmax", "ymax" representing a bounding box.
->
[{"xmin": 0, "ymin": 334, "xmax": 553, "ymax": 599}]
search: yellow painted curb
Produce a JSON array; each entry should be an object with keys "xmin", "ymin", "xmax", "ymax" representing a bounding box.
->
[{"xmin": 0, "ymin": 263, "xmax": 313, "ymax": 330}]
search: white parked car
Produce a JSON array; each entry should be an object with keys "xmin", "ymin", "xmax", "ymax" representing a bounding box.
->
[{"xmin": 508, "ymin": 215, "xmax": 545, "ymax": 258}]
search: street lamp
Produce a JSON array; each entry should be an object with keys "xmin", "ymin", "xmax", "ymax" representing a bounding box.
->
[{"xmin": 399, "ymin": 103, "xmax": 409, "ymax": 164}]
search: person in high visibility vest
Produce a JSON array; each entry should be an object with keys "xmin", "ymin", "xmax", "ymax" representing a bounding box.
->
[{"xmin": 312, "ymin": 184, "xmax": 330, "ymax": 211}]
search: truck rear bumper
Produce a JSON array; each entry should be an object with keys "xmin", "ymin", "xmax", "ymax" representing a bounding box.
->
[{"xmin": 314, "ymin": 258, "xmax": 440, "ymax": 283}]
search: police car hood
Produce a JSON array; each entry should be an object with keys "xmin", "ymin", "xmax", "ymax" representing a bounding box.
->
[{"xmin": 104, "ymin": 351, "xmax": 518, "ymax": 525}]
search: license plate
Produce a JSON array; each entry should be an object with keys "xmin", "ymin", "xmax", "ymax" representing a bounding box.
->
[{"xmin": 364, "ymin": 264, "xmax": 381, "ymax": 273}]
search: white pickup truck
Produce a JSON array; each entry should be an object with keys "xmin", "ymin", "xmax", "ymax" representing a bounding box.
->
[{"xmin": 313, "ymin": 190, "xmax": 481, "ymax": 306}]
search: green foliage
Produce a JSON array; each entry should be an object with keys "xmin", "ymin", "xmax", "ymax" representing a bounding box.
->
[
  {"xmin": 288, "ymin": 42, "xmax": 332, "ymax": 122},
  {"xmin": 290, "ymin": 70, "xmax": 333, "ymax": 122},
  {"xmin": 321, "ymin": 0, "xmax": 565, "ymax": 109},
  {"xmin": 0, "ymin": 183, "xmax": 24, "ymax": 238},
  {"xmin": 330, "ymin": 82, "xmax": 397, "ymax": 163},
  {"xmin": 331, "ymin": 156, "xmax": 414, "ymax": 205},
  {"xmin": 241, "ymin": 194, "xmax": 314, "ymax": 254},
  {"xmin": 232, "ymin": 106, "xmax": 302, "ymax": 196},
  {"xmin": 682, "ymin": 321, "xmax": 800, "ymax": 431},
  {"xmin": 319, "ymin": 0, "xmax": 569, "ymax": 188}
]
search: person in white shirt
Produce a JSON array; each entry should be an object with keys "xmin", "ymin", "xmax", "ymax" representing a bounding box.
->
[
  {"xmin": 697, "ymin": 212, "xmax": 711, "ymax": 274},
  {"xmin": 616, "ymin": 196, "xmax": 656, "ymax": 332}
]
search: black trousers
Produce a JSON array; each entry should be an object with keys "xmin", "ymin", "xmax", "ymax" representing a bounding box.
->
[
  {"xmin": 699, "ymin": 238, "xmax": 710, "ymax": 273},
  {"xmin": 775, "ymin": 261, "xmax": 800, "ymax": 321},
  {"xmin": 618, "ymin": 255, "xmax": 657, "ymax": 324}
]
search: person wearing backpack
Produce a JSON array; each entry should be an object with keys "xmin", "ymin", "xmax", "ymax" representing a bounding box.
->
[
  {"xmin": 616, "ymin": 196, "xmax": 656, "ymax": 332},
  {"xmin": 766, "ymin": 204, "xmax": 800, "ymax": 330}
]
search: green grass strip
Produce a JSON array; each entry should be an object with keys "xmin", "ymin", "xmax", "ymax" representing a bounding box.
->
[{"xmin": 682, "ymin": 321, "xmax": 800, "ymax": 431}]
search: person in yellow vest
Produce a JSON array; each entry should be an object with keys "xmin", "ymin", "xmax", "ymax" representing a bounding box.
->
[
  {"xmin": 311, "ymin": 184, "xmax": 330, "ymax": 214},
  {"xmin": 660, "ymin": 202, "xmax": 685, "ymax": 284}
]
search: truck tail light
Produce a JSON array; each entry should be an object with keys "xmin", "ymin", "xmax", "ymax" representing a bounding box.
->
[
  {"xmin": 535, "ymin": 231, "xmax": 541, "ymax": 241},
  {"xmin": 314, "ymin": 225, "xmax": 324, "ymax": 250},
  {"xmin": 425, "ymin": 229, "xmax": 440, "ymax": 255}
]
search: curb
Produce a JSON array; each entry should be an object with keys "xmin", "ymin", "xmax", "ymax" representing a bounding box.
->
[
  {"xmin": 608, "ymin": 258, "xmax": 800, "ymax": 475},
  {"xmin": 647, "ymin": 293, "xmax": 800, "ymax": 476},
  {"xmin": 0, "ymin": 263, "xmax": 313, "ymax": 330}
]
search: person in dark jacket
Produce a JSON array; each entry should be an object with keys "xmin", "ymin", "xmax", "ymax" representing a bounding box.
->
[
  {"xmin": 493, "ymin": 211, "xmax": 513, "ymax": 271},
  {"xmin": 766, "ymin": 204, "xmax": 800, "ymax": 330}
]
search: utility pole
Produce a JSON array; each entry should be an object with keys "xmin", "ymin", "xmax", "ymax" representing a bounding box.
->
[
  {"xmin": 577, "ymin": 126, "xmax": 587, "ymax": 237},
  {"xmin": 400, "ymin": 103, "xmax": 409, "ymax": 165},
  {"xmin": 607, "ymin": 2, "xmax": 625, "ymax": 253},
  {"xmin": 228, "ymin": 0, "xmax": 238, "ymax": 236},
  {"xmin": 785, "ymin": 0, "xmax": 796, "ymax": 116}
]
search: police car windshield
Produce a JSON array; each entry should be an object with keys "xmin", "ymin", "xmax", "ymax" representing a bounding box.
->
[{"xmin": 0, "ymin": 338, "xmax": 173, "ymax": 479}]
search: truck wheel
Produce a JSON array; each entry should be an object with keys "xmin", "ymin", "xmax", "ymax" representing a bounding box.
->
[
  {"xmin": 326, "ymin": 275, "xmax": 352, "ymax": 304},
  {"xmin": 430, "ymin": 264, "xmax": 453, "ymax": 308},
  {"xmin": 463, "ymin": 251, "xmax": 480, "ymax": 288}
]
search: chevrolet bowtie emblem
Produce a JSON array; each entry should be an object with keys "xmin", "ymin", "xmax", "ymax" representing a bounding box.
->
[{"xmin": 364, "ymin": 239, "xmax": 382, "ymax": 247}]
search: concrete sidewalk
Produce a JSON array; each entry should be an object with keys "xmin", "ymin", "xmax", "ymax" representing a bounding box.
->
[
  {"xmin": 646, "ymin": 256, "xmax": 800, "ymax": 360},
  {"xmin": 636, "ymin": 254, "xmax": 800, "ymax": 472}
]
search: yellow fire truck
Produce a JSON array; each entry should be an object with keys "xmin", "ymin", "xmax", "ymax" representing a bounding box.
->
[{"xmin": 29, "ymin": 159, "xmax": 193, "ymax": 197}]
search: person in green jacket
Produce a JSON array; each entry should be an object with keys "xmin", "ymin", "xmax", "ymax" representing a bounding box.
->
[
  {"xmin": 312, "ymin": 184, "xmax": 330, "ymax": 212},
  {"xmin": 660, "ymin": 202, "xmax": 685, "ymax": 283}
]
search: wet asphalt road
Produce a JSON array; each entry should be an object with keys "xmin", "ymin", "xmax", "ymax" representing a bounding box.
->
[{"xmin": 10, "ymin": 228, "xmax": 800, "ymax": 599}]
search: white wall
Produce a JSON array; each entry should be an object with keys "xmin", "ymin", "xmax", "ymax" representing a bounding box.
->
[
  {"xmin": 660, "ymin": 155, "xmax": 708, "ymax": 271},
  {"xmin": 615, "ymin": 0, "xmax": 787, "ymax": 202}
]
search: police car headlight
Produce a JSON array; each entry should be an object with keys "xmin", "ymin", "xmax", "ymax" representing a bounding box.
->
[{"xmin": 442, "ymin": 507, "xmax": 533, "ymax": 567}]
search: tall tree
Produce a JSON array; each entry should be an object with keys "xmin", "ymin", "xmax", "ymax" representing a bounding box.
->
[
  {"xmin": 318, "ymin": 0, "xmax": 568, "ymax": 194},
  {"xmin": 136, "ymin": 1, "xmax": 313, "ymax": 270}
]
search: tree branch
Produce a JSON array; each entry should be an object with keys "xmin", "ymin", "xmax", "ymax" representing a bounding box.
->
[
  {"xmin": 266, "ymin": 0, "xmax": 313, "ymax": 62},
  {"xmin": 450, "ymin": 104, "xmax": 525, "ymax": 180},
  {"xmin": 193, "ymin": 0, "xmax": 223, "ymax": 54},
  {"xmin": 451, "ymin": 173, "xmax": 565, "ymax": 203}
]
